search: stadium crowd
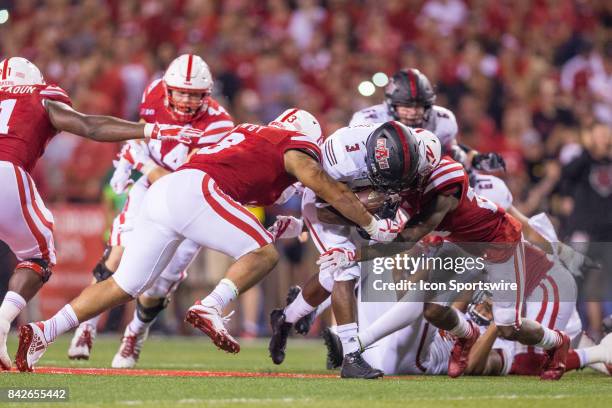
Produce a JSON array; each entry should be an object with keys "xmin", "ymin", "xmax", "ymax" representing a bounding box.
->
[{"xmin": 0, "ymin": 0, "xmax": 611, "ymax": 338}]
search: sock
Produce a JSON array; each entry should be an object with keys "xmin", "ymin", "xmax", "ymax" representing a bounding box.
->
[
  {"xmin": 0, "ymin": 291, "xmax": 26, "ymax": 326},
  {"xmin": 337, "ymin": 322, "xmax": 360, "ymax": 356},
  {"xmin": 358, "ymin": 302, "xmax": 421, "ymax": 348},
  {"xmin": 535, "ymin": 327, "xmax": 563, "ymax": 350},
  {"xmin": 580, "ymin": 345, "xmax": 609, "ymax": 365},
  {"xmin": 127, "ymin": 310, "xmax": 152, "ymax": 335},
  {"xmin": 314, "ymin": 296, "xmax": 332, "ymax": 318},
  {"xmin": 81, "ymin": 314, "xmax": 101, "ymax": 331},
  {"xmin": 202, "ymin": 278, "xmax": 239, "ymax": 313},
  {"xmin": 448, "ymin": 311, "xmax": 475, "ymax": 339},
  {"xmin": 284, "ymin": 292, "xmax": 315, "ymax": 324},
  {"xmin": 43, "ymin": 305, "xmax": 79, "ymax": 343}
]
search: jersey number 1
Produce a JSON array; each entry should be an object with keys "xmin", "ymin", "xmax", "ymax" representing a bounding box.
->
[{"xmin": 0, "ymin": 99, "xmax": 17, "ymax": 134}]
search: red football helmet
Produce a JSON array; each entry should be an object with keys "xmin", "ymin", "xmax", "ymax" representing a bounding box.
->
[{"xmin": 162, "ymin": 54, "xmax": 213, "ymax": 123}]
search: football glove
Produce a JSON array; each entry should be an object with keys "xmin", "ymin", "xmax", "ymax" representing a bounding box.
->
[
  {"xmin": 144, "ymin": 122, "xmax": 205, "ymax": 144},
  {"xmin": 472, "ymin": 152, "xmax": 506, "ymax": 172},
  {"xmin": 317, "ymin": 247, "xmax": 357, "ymax": 278},
  {"xmin": 268, "ymin": 216, "xmax": 304, "ymax": 240}
]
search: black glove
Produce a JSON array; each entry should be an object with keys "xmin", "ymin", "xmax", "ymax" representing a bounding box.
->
[{"xmin": 472, "ymin": 152, "xmax": 506, "ymax": 172}]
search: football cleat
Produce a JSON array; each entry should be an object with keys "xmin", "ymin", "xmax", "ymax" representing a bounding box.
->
[
  {"xmin": 68, "ymin": 324, "xmax": 96, "ymax": 360},
  {"xmin": 268, "ymin": 308, "xmax": 292, "ymax": 365},
  {"xmin": 448, "ymin": 320, "xmax": 480, "ymax": 378},
  {"xmin": 540, "ymin": 330, "xmax": 570, "ymax": 380},
  {"xmin": 185, "ymin": 301, "xmax": 240, "ymax": 353},
  {"xmin": 0, "ymin": 319, "xmax": 11, "ymax": 370},
  {"xmin": 340, "ymin": 351, "xmax": 384, "ymax": 379},
  {"xmin": 322, "ymin": 327, "xmax": 343, "ymax": 369},
  {"xmin": 15, "ymin": 322, "xmax": 48, "ymax": 372},
  {"xmin": 111, "ymin": 326, "xmax": 149, "ymax": 368},
  {"xmin": 285, "ymin": 286, "xmax": 316, "ymax": 335}
]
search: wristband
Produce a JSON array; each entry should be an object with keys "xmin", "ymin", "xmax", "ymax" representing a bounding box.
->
[{"xmin": 363, "ymin": 216, "xmax": 378, "ymax": 235}]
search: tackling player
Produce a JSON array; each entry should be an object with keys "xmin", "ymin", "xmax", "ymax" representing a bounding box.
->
[
  {"xmin": 67, "ymin": 54, "xmax": 234, "ymax": 368},
  {"xmin": 0, "ymin": 57, "xmax": 205, "ymax": 370},
  {"xmin": 15, "ymin": 109, "xmax": 403, "ymax": 372}
]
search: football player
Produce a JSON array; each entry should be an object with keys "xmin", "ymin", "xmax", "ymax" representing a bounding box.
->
[
  {"xmin": 268, "ymin": 122, "xmax": 436, "ymax": 379},
  {"xmin": 67, "ymin": 54, "xmax": 235, "ymax": 368},
  {"xmin": 0, "ymin": 57, "xmax": 205, "ymax": 370},
  {"xmin": 15, "ymin": 109, "xmax": 403, "ymax": 372},
  {"xmin": 351, "ymin": 68, "xmax": 505, "ymax": 173}
]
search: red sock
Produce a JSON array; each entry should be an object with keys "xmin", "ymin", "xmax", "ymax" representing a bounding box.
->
[{"xmin": 565, "ymin": 350, "xmax": 581, "ymax": 372}]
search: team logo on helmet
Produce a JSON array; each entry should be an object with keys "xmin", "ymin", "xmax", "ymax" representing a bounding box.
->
[{"xmin": 375, "ymin": 138, "xmax": 390, "ymax": 170}]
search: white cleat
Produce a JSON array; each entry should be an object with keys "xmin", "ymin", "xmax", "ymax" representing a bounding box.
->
[
  {"xmin": 185, "ymin": 301, "xmax": 240, "ymax": 353},
  {"xmin": 15, "ymin": 322, "xmax": 48, "ymax": 372},
  {"xmin": 111, "ymin": 326, "xmax": 148, "ymax": 369},
  {"xmin": 587, "ymin": 333, "xmax": 612, "ymax": 375},
  {"xmin": 68, "ymin": 324, "xmax": 96, "ymax": 360},
  {"xmin": 0, "ymin": 319, "xmax": 11, "ymax": 370}
]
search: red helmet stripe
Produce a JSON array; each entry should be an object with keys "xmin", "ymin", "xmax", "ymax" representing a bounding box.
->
[
  {"xmin": 408, "ymin": 70, "xmax": 417, "ymax": 99},
  {"xmin": 185, "ymin": 54, "xmax": 194, "ymax": 82},
  {"xmin": 390, "ymin": 121, "xmax": 410, "ymax": 178},
  {"xmin": 280, "ymin": 108, "xmax": 299, "ymax": 122},
  {"xmin": 1, "ymin": 58, "xmax": 10, "ymax": 80}
]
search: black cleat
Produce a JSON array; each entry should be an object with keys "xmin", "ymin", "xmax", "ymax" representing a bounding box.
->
[
  {"xmin": 340, "ymin": 351, "xmax": 384, "ymax": 379},
  {"xmin": 322, "ymin": 328, "xmax": 343, "ymax": 369},
  {"xmin": 285, "ymin": 285, "xmax": 316, "ymax": 335},
  {"xmin": 268, "ymin": 309, "xmax": 292, "ymax": 365}
]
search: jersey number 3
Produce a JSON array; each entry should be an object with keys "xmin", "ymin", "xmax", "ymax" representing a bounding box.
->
[{"xmin": 0, "ymin": 99, "xmax": 17, "ymax": 134}]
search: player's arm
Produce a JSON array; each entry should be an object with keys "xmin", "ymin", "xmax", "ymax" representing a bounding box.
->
[
  {"xmin": 397, "ymin": 194, "xmax": 458, "ymax": 243},
  {"xmin": 284, "ymin": 150, "xmax": 374, "ymax": 229},
  {"xmin": 45, "ymin": 100, "xmax": 147, "ymax": 142},
  {"xmin": 507, "ymin": 206, "xmax": 553, "ymax": 253},
  {"xmin": 465, "ymin": 323, "xmax": 504, "ymax": 376}
]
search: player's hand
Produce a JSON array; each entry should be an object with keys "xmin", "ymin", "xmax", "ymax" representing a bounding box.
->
[
  {"xmin": 119, "ymin": 141, "xmax": 149, "ymax": 171},
  {"xmin": 109, "ymin": 160, "xmax": 133, "ymax": 194},
  {"xmin": 363, "ymin": 216, "xmax": 402, "ymax": 242},
  {"xmin": 557, "ymin": 242, "xmax": 601, "ymax": 278},
  {"xmin": 471, "ymin": 152, "xmax": 506, "ymax": 172},
  {"xmin": 317, "ymin": 247, "xmax": 357, "ymax": 277},
  {"xmin": 144, "ymin": 122, "xmax": 205, "ymax": 144},
  {"xmin": 268, "ymin": 216, "xmax": 304, "ymax": 240}
]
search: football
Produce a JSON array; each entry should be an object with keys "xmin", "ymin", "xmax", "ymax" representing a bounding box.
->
[{"xmin": 354, "ymin": 187, "xmax": 387, "ymax": 213}]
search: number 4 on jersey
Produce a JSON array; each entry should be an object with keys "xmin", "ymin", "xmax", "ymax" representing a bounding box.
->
[{"xmin": 0, "ymin": 99, "xmax": 17, "ymax": 134}]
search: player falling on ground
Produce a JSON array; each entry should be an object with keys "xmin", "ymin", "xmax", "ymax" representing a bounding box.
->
[
  {"xmin": 67, "ymin": 54, "xmax": 234, "ymax": 368},
  {"xmin": 15, "ymin": 109, "xmax": 404, "ymax": 372},
  {"xmin": 0, "ymin": 57, "xmax": 206, "ymax": 370}
]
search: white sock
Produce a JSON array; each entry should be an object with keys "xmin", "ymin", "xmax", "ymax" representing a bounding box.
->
[
  {"xmin": 358, "ymin": 302, "xmax": 421, "ymax": 348},
  {"xmin": 0, "ymin": 291, "xmax": 26, "ymax": 326},
  {"xmin": 535, "ymin": 327, "xmax": 563, "ymax": 350},
  {"xmin": 284, "ymin": 292, "xmax": 315, "ymax": 324},
  {"xmin": 448, "ymin": 311, "xmax": 474, "ymax": 339},
  {"xmin": 43, "ymin": 305, "xmax": 79, "ymax": 343},
  {"xmin": 202, "ymin": 278, "xmax": 239, "ymax": 313},
  {"xmin": 81, "ymin": 314, "xmax": 101, "ymax": 331},
  {"xmin": 337, "ymin": 322, "xmax": 360, "ymax": 356},
  {"xmin": 314, "ymin": 296, "xmax": 332, "ymax": 318},
  {"xmin": 580, "ymin": 345, "xmax": 610, "ymax": 365},
  {"xmin": 127, "ymin": 311, "xmax": 151, "ymax": 335}
]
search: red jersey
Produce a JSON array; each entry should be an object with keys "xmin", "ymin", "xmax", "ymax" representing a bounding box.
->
[
  {"xmin": 0, "ymin": 84, "xmax": 72, "ymax": 172},
  {"xmin": 180, "ymin": 123, "xmax": 321, "ymax": 206},
  {"xmin": 139, "ymin": 79, "xmax": 234, "ymax": 171},
  {"xmin": 400, "ymin": 157, "xmax": 522, "ymax": 261}
]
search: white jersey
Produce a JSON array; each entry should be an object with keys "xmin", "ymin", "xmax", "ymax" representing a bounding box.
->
[
  {"xmin": 472, "ymin": 174, "xmax": 513, "ymax": 211},
  {"xmin": 350, "ymin": 103, "xmax": 458, "ymax": 151}
]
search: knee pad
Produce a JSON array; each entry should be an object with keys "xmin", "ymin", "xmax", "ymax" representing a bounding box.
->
[
  {"xmin": 16, "ymin": 259, "xmax": 52, "ymax": 283},
  {"xmin": 93, "ymin": 259, "xmax": 114, "ymax": 282},
  {"xmin": 136, "ymin": 297, "xmax": 169, "ymax": 323}
]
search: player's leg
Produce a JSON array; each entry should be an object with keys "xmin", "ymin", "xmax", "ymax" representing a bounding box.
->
[
  {"xmin": 15, "ymin": 173, "xmax": 185, "ymax": 372},
  {"xmin": 0, "ymin": 164, "xmax": 56, "ymax": 370},
  {"xmin": 112, "ymin": 239, "xmax": 199, "ymax": 368},
  {"xmin": 491, "ymin": 242, "xmax": 570, "ymax": 380},
  {"xmin": 182, "ymin": 172, "xmax": 277, "ymax": 353},
  {"xmin": 69, "ymin": 180, "xmax": 148, "ymax": 359}
]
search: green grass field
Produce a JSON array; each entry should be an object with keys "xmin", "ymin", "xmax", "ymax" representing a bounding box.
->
[{"xmin": 1, "ymin": 334, "xmax": 610, "ymax": 408}]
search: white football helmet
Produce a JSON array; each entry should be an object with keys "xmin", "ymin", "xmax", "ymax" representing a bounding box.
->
[
  {"xmin": 415, "ymin": 128, "xmax": 441, "ymax": 175},
  {"xmin": 0, "ymin": 57, "xmax": 45, "ymax": 87},
  {"xmin": 269, "ymin": 108, "xmax": 323, "ymax": 144},
  {"xmin": 162, "ymin": 54, "xmax": 213, "ymax": 122}
]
